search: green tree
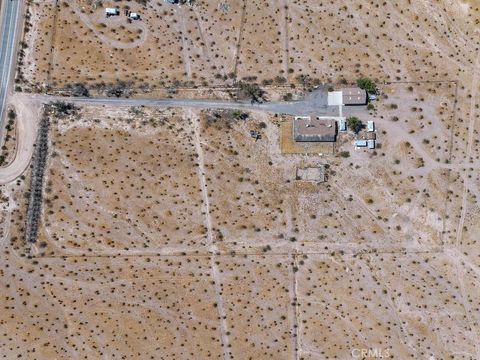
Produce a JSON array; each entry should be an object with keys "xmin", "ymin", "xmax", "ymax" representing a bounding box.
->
[
  {"xmin": 357, "ymin": 78, "xmax": 377, "ymax": 93},
  {"xmin": 347, "ymin": 116, "xmax": 364, "ymax": 134}
]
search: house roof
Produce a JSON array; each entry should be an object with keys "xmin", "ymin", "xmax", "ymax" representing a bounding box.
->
[
  {"xmin": 293, "ymin": 117, "xmax": 337, "ymax": 142},
  {"xmin": 341, "ymin": 87, "xmax": 367, "ymax": 105}
]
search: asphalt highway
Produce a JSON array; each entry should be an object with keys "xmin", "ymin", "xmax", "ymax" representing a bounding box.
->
[{"xmin": 0, "ymin": 0, "xmax": 21, "ymax": 135}]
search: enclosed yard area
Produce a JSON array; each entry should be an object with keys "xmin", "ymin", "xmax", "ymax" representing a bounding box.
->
[
  {"xmin": 32, "ymin": 105, "xmax": 207, "ymax": 256},
  {"xmin": 17, "ymin": 94, "xmax": 463, "ymax": 257}
]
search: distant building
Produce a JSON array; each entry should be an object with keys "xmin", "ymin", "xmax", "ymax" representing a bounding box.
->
[
  {"xmin": 367, "ymin": 121, "xmax": 375, "ymax": 132},
  {"xmin": 164, "ymin": 0, "xmax": 194, "ymax": 4},
  {"xmin": 293, "ymin": 116, "xmax": 337, "ymax": 142},
  {"xmin": 105, "ymin": 8, "xmax": 119, "ymax": 16},
  {"xmin": 341, "ymin": 87, "xmax": 367, "ymax": 106}
]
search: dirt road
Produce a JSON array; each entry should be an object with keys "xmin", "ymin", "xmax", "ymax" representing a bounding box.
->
[{"xmin": 0, "ymin": 94, "xmax": 41, "ymax": 185}]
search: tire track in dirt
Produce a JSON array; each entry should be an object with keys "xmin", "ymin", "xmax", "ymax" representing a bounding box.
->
[
  {"xmin": 176, "ymin": 7, "xmax": 193, "ymax": 80},
  {"xmin": 191, "ymin": 110, "xmax": 231, "ymax": 360},
  {"xmin": 280, "ymin": 0, "xmax": 290, "ymax": 80},
  {"xmin": 232, "ymin": 0, "xmax": 247, "ymax": 81},
  {"xmin": 71, "ymin": 0, "xmax": 148, "ymax": 49},
  {"xmin": 455, "ymin": 49, "xmax": 480, "ymax": 247}
]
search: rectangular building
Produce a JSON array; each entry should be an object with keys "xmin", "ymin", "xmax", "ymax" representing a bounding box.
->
[
  {"xmin": 355, "ymin": 139, "xmax": 368, "ymax": 147},
  {"xmin": 105, "ymin": 8, "xmax": 119, "ymax": 16},
  {"xmin": 293, "ymin": 116, "xmax": 337, "ymax": 142},
  {"xmin": 129, "ymin": 12, "xmax": 140, "ymax": 20},
  {"xmin": 341, "ymin": 87, "xmax": 367, "ymax": 106},
  {"xmin": 367, "ymin": 121, "xmax": 375, "ymax": 132}
]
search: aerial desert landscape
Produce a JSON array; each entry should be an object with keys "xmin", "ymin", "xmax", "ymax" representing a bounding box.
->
[{"xmin": 0, "ymin": 0, "xmax": 479, "ymax": 359}]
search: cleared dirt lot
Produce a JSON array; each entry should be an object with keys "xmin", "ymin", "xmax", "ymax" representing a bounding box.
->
[
  {"xmin": 296, "ymin": 252, "xmax": 480, "ymax": 359},
  {"xmin": 35, "ymin": 106, "xmax": 206, "ymax": 256}
]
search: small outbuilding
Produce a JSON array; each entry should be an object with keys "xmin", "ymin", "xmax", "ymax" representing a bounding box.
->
[
  {"xmin": 354, "ymin": 139, "xmax": 368, "ymax": 148},
  {"xmin": 105, "ymin": 8, "xmax": 120, "ymax": 16},
  {"xmin": 293, "ymin": 116, "xmax": 337, "ymax": 142},
  {"xmin": 368, "ymin": 140, "xmax": 376, "ymax": 149},
  {"xmin": 367, "ymin": 121, "xmax": 375, "ymax": 132},
  {"xmin": 129, "ymin": 12, "xmax": 140, "ymax": 20},
  {"xmin": 338, "ymin": 118, "xmax": 347, "ymax": 132},
  {"xmin": 341, "ymin": 87, "xmax": 367, "ymax": 106}
]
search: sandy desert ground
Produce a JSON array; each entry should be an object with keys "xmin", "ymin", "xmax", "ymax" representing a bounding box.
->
[
  {"xmin": 0, "ymin": 0, "xmax": 480, "ymax": 359},
  {"xmin": 0, "ymin": 91, "xmax": 479, "ymax": 358},
  {"xmin": 19, "ymin": 0, "xmax": 480, "ymax": 94}
]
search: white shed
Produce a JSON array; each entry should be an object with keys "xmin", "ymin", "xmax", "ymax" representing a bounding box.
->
[
  {"xmin": 129, "ymin": 12, "xmax": 140, "ymax": 20},
  {"xmin": 367, "ymin": 121, "xmax": 375, "ymax": 132},
  {"xmin": 105, "ymin": 8, "xmax": 119, "ymax": 16}
]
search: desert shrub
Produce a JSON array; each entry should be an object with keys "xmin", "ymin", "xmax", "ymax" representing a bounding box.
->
[
  {"xmin": 347, "ymin": 116, "xmax": 364, "ymax": 134},
  {"xmin": 65, "ymin": 83, "xmax": 90, "ymax": 97},
  {"xmin": 49, "ymin": 101, "xmax": 78, "ymax": 117},
  {"xmin": 357, "ymin": 78, "xmax": 377, "ymax": 93}
]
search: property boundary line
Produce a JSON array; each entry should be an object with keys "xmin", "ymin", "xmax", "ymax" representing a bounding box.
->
[
  {"xmin": 441, "ymin": 80, "xmax": 460, "ymax": 246},
  {"xmin": 384, "ymin": 79, "xmax": 459, "ymax": 248},
  {"xmin": 45, "ymin": 0, "xmax": 59, "ymax": 87},
  {"xmin": 232, "ymin": 0, "xmax": 246, "ymax": 82},
  {"xmin": 31, "ymin": 247, "xmax": 443, "ymax": 259},
  {"xmin": 281, "ymin": 0, "xmax": 290, "ymax": 80}
]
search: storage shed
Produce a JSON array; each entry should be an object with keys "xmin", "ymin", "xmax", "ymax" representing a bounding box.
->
[
  {"xmin": 354, "ymin": 139, "xmax": 368, "ymax": 147},
  {"xmin": 367, "ymin": 121, "xmax": 375, "ymax": 132},
  {"xmin": 105, "ymin": 8, "xmax": 119, "ymax": 16}
]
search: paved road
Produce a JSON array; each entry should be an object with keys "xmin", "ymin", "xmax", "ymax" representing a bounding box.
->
[
  {"xmin": 0, "ymin": 0, "xmax": 22, "ymax": 135},
  {"xmin": 34, "ymin": 88, "xmax": 339, "ymax": 117}
]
